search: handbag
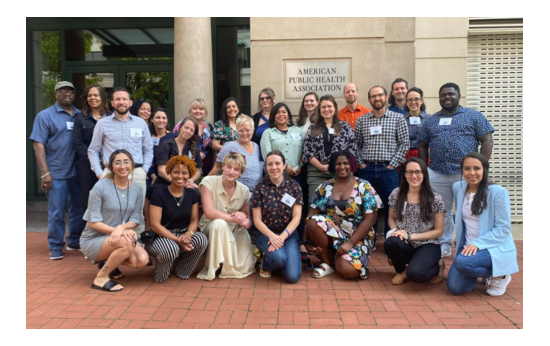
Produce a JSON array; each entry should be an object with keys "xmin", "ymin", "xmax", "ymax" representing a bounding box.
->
[{"xmin": 140, "ymin": 188, "xmax": 185, "ymax": 244}]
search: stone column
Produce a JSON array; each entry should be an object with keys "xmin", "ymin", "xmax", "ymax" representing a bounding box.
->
[{"xmin": 174, "ymin": 18, "xmax": 214, "ymax": 125}]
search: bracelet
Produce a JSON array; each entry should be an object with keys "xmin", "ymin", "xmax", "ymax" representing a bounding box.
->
[
  {"xmin": 285, "ymin": 229, "xmax": 290, "ymax": 236},
  {"xmin": 189, "ymin": 230, "xmax": 195, "ymax": 236},
  {"xmin": 407, "ymin": 232, "xmax": 411, "ymax": 242},
  {"xmin": 41, "ymin": 172, "xmax": 51, "ymax": 179}
]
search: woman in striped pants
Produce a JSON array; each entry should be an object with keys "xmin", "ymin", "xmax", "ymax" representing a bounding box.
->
[{"xmin": 146, "ymin": 155, "xmax": 208, "ymax": 283}]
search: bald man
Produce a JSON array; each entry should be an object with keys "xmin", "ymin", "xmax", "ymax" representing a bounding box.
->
[{"xmin": 338, "ymin": 83, "xmax": 371, "ymax": 130}]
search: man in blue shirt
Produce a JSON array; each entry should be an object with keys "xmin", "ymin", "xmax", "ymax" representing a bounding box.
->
[
  {"xmin": 30, "ymin": 81, "xmax": 85, "ymax": 260},
  {"xmin": 88, "ymin": 87, "xmax": 153, "ymax": 233},
  {"xmin": 387, "ymin": 78, "xmax": 408, "ymax": 114},
  {"xmin": 418, "ymin": 83, "xmax": 494, "ymax": 258}
]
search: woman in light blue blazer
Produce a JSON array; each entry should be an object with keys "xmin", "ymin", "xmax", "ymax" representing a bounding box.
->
[{"xmin": 447, "ymin": 152, "xmax": 519, "ymax": 296}]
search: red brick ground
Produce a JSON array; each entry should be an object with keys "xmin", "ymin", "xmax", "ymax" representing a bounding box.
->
[{"xmin": 26, "ymin": 233, "xmax": 522, "ymax": 329}]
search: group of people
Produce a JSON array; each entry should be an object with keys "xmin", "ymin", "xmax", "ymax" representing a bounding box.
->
[{"xmin": 30, "ymin": 78, "xmax": 518, "ymax": 297}]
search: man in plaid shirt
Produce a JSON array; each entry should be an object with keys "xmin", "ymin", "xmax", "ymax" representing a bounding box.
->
[{"xmin": 355, "ymin": 85, "xmax": 409, "ymax": 238}]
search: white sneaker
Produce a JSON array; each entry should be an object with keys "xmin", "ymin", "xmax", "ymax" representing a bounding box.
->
[
  {"xmin": 486, "ymin": 275, "xmax": 512, "ymax": 296},
  {"xmin": 441, "ymin": 249, "xmax": 452, "ymax": 258}
]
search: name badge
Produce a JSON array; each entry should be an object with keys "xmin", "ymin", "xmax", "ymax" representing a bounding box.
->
[
  {"xmin": 328, "ymin": 128, "xmax": 335, "ymax": 135},
  {"xmin": 66, "ymin": 122, "xmax": 74, "ymax": 130},
  {"xmin": 409, "ymin": 117, "xmax": 421, "ymax": 125},
  {"xmin": 439, "ymin": 118, "xmax": 452, "ymax": 126},
  {"xmin": 369, "ymin": 126, "xmax": 382, "ymax": 135},
  {"xmin": 203, "ymin": 128, "xmax": 211, "ymax": 137},
  {"xmin": 281, "ymin": 193, "xmax": 296, "ymax": 207},
  {"xmin": 291, "ymin": 132, "xmax": 301, "ymax": 140},
  {"xmin": 131, "ymin": 128, "xmax": 142, "ymax": 137},
  {"xmin": 151, "ymin": 137, "xmax": 160, "ymax": 146}
]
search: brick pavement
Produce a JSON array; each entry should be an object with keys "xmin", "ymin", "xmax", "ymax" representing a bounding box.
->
[{"xmin": 26, "ymin": 233, "xmax": 523, "ymax": 329}]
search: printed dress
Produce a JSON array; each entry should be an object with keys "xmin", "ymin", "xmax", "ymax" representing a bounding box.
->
[{"xmin": 308, "ymin": 177, "xmax": 383, "ymax": 279}]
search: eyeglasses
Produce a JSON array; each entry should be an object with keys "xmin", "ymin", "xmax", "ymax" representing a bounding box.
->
[
  {"xmin": 57, "ymin": 89, "xmax": 75, "ymax": 95},
  {"xmin": 260, "ymin": 96, "xmax": 272, "ymax": 101},
  {"xmin": 369, "ymin": 93, "xmax": 385, "ymax": 99},
  {"xmin": 405, "ymin": 170, "xmax": 423, "ymax": 177},
  {"xmin": 113, "ymin": 159, "xmax": 132, "ymax": 166},
  {"xmin": 406, "ymin": 97, "xmax": 422, "ymax": 103}
]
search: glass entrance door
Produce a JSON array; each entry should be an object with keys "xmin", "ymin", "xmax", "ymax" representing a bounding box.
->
[
  {"xmin": 65, "ymin": 64, "xmax": 174, "ymax": 124},
  {"xmin": 65, "ymin": 65, "xmax": 117, "ymax": 111}
]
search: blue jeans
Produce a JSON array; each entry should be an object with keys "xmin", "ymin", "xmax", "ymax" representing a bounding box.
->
[
  {"xmin": 357, "ymin": 163, "xmax": 399, "ymax": 234},
  {"xmin": 427, "ymin": 168, "xmax": 462, "ymax": 252},
  {"xmin": 256, "ymin": 230, "xmax": 302, "ymax": 283},
  {"xmin": 46, "ymin": 177, "xmax": 85, "ymax": 250},
  {"xmin": 447, "ymin": 249, "xmax": 493, "ymax": 295}
]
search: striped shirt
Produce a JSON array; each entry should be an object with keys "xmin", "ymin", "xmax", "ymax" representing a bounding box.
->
[
  {"xmin": 87, "ymin": 114, "xmax": 154, "ymax": 176},
  {"xmin": 355, "ymin": 109, "xmax": 409, "ymax": 168}
]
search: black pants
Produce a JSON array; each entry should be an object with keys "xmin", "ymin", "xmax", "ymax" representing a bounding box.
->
[
  {"xmin": 293, "ymin": 164, "xmax": 308, "ymax": 240},
  {"xmin": 77, "ymin": 159, "xmax": 98, "ymax": 212},
  {"xmin": 384, "ymin": 237, "xmax": 441, "ymax": 283}
]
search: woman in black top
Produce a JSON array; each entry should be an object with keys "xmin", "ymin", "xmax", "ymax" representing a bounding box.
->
[
  {"xmin": 146, "ymin": 155, "xmax": 209, "ymax": 283},
  {"xmin": 251, "ymin": 87, "xmax": 276, "ymax": 160},
  {"xmin": 73, "ymin": 84, "xmax": 110, "ymax": 211},
  {"xmin": 153, "ymin": 117, "xmax": 203, "ymax": 193}
]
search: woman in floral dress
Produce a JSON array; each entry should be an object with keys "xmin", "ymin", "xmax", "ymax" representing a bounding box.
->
[{"xmin": 305, "ymin": 150, "xmax": 382, "ymax": 280}]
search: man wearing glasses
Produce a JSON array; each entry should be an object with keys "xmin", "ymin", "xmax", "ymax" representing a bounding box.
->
[
  {"xmin": 355, "ymin": 85, "xmax": 409, "ymax": 242},
  {"xmin": 30, "ymin": 81, "xmax": 85, "ymax": 260},
  {"xmin": 418, "ymin": 82, "xmax": 494, "ymax": 258},
  {"xmin": 87, "ymin": 87, "xmax": 153, "ymax": 236}
]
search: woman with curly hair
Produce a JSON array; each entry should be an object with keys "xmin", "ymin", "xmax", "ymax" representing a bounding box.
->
[{"xmin": 146, "ymin": 155, "xmax": 209, "ymax": 283}]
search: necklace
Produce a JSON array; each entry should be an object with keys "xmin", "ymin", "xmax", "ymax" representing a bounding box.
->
[
  {"xmin": 169, "ymin": 186, "xmax": 184, "ymax": 206},
  {"xmin": 335, "ymin": 177, "xmax": 355, "ymax": 196},
  {"xmin": 113, "ymin": 180, "xmax": 130, "ymax": 224}
]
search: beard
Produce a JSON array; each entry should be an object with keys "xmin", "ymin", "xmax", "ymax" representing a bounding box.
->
[{"xmin": 115, "ymin": 105, "xmax": 129, "ymax": 115}]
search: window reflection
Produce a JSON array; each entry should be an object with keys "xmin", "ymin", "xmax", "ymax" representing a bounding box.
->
[
  {"xmin": 66, "ymin": 28, "xmax": 174, "ymax": 61},
  {"xmin": 216, "ymin": 26, "xmax": 251, "ymax": 116},
  {"xmin": 32, "ymin": 30, "xmax": 61, "ymax": 110}
]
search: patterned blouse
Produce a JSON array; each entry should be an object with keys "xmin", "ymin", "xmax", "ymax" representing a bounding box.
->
[
  {"xmin": 302, "ymin": 121, "xmax": 357, "ymax": 164},
  {"xmin": 173, "ymin": 119, "xmax": 214, "ymax": 157},
  {"xmin": 388, "ymin": 188, "xmax": 444, "ymax": 248},
  {"xmin": 250, "ymin": 177, "xmax": 304, "ymax": 234},
  {"xmin": 213, "ymin": 120, "xmax": 238, "ymax": 146}
]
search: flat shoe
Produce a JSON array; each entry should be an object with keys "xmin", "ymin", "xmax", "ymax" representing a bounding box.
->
[
  {"xmin": 91, "ymin": 279, "xmax": 123, "ymax": 292},
  {"xmin": 430, "ymin": 260, "xmax": 445, "ymax": 284},
  {"xmin": 392, "ymin": 273, "xmax": 406, "ymax": 285}
]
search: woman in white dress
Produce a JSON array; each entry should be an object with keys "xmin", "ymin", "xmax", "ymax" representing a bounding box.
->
[{"xmin": 197, "ymin": 153, "xmax": 256, "ymax": 280}]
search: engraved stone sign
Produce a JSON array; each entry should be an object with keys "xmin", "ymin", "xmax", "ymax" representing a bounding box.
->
[{"xmin": 285, "ymin": 60, "xmax": 350, "ymax": 99}]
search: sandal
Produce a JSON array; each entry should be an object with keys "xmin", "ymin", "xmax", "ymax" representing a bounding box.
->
[
  {"xmin": 97, "ymin": 261, "xmax": 123, "ymax": 280},
  {"xmin": 91, "ymin": 279, "xmax": 123, "ymax": 292},
  {"xmin": 312, "ymin": 263, "xmax": 335, "ymax": 279},
  {"xmin": 259, "ymin": 257, "xmax": 271, "ymax": 278}
]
